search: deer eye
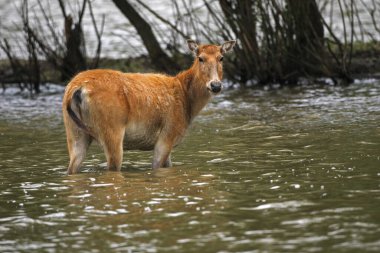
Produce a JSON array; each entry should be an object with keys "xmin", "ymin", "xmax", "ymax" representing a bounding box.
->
[
  {"xmin": 219, "ymin": 56, "xmax": 224, "ymax": 62},
  {"xmin": 198, "ymin": 57, "xmax": 204, "ymax": 63}
]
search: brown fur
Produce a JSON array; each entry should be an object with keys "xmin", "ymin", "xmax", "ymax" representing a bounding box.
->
[{"xmin": 62, "ymin": 40, "xmax": 236, "ymax": 174}]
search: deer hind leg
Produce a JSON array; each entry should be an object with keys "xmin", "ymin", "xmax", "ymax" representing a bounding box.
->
[
  {"xmin": 66, "ymin": 125, "xmax": 92, "ymax": 175},
  {"xmin": 100, "ymin": 128, "xmax": 125, "ymax": 171}
]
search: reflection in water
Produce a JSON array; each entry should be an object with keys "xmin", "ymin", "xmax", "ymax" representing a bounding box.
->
[
  {"xmin": 0, "ymin": 82, "xmax": 380, "ymax": 252},
  {"xmin": 66, "ymin": 168, "xmax": 225, "ymax": 220}
]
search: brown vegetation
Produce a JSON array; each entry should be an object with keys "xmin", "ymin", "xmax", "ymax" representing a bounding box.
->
[
  {"xmin": 1, "ymin": 0, "xmax": 380, "ymax": 93},
  {"xmin": 0, "ymin": 0, "xmax": 104, "ymax": 93}
]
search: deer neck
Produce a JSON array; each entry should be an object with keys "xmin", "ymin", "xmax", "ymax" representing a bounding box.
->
[{"xmin": 176, "ymin": 64, "xmax": 211, "ymax": 124}]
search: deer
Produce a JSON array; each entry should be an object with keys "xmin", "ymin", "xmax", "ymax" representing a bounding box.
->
[{"xmin": 62, "ymin": 39, "xmax": 236, "ymax": 174}]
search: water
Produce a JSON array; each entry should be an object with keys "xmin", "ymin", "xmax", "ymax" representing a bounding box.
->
[{"xmin": 0, "ymin": 81, "xmax": 380, "ymax": 252}]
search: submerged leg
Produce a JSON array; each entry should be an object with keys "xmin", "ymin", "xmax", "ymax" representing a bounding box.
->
[
  {"xmin": 152, "ymin": 139, "xmax": 173, "ymax": 169},
  {"xmin": 66, "ymin": 130, "xmax": 92, "ymax": 175},
  {"xmin": 163, "ymin": 154, "xmax": 172, "ymax": 168},
  {"xmin": 102, "ymin": 128, "xmax": 125, "ymax": 171}
]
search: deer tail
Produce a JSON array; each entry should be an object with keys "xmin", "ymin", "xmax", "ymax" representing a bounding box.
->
[{"xmin": 66, "ymin": 88, "xmax": 91, "ymax": 134}]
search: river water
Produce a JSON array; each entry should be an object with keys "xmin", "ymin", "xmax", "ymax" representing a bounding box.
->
[{"xmin": 0, "ymin": 81, "xmax": 380, "ymax": 252}]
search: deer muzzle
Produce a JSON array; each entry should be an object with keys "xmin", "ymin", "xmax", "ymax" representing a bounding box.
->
[{"xmin": 210, "ymin": 81, "xmax": 222, "ymax": 93}]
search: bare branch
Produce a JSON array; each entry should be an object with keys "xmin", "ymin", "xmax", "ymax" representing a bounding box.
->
[
  {"xmin": 88, "ymin": 0, "xmax": 104, "ymax": 68},
  {"xmin": 135, "ymin": 0, "xmax": 189, "ymax": 39}
]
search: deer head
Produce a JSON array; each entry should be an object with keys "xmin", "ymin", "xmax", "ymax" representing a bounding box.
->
[{"xmin": 187, "ymin": 39, "xmax": 236, "ymax": 94}]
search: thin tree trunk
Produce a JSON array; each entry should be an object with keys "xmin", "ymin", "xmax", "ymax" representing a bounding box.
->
[
  {"xmin": 286, "ymin": 0, "xmax": 324, "ymax": 72},
  {"xmin": 112, "ymin": 0, "xmax": 180, "ymax": 73},
  {"xmin": 61, "ymin": 0, "xmax": 88, "ymax": 81}
]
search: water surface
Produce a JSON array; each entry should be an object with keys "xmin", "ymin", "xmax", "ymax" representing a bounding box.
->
[{"xmin": 0, "ymin": 82, "xmax": 379, "ymax": 252}]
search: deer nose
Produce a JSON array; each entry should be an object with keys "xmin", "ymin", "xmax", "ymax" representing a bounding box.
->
[{"xmin": 210, "ymin": 81, "xmax": 222, "ymax": 93}]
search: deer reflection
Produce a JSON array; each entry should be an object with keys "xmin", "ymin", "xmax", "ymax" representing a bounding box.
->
[{"xmin": 65, "ymin": 167, "xmax": 230, "ymax": 229}]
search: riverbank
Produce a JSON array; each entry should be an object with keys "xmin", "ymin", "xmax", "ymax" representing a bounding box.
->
[
  {"xmin": 348, "ymin": 42, "xmax": 380, "ymax": 79},
  {"xmin": 1, "ymin": 44, "xmax": 380, "ymax": 90}
]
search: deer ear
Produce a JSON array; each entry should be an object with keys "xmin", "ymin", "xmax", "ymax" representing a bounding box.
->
[
  {"xmin": 187, "ymin": 39, "xmax": 198, "ymax": 55},
  {"xmin": 220, "ymin": 40, "xmax": 236, "ymax": 54}
]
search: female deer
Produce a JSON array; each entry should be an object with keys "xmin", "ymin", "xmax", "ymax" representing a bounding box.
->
[{"xmin": 62, "ymin": 40, "xmax": 236, "ymax": 174}]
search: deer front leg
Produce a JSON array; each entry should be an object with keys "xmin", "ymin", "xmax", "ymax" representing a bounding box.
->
[
  {"xmin": 163, "ymin": 154, "xmax": 172, "ymax": 168},
  {"xmin": 152, "ymin": 139, "xmax": 173, "ymax": 169}
]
